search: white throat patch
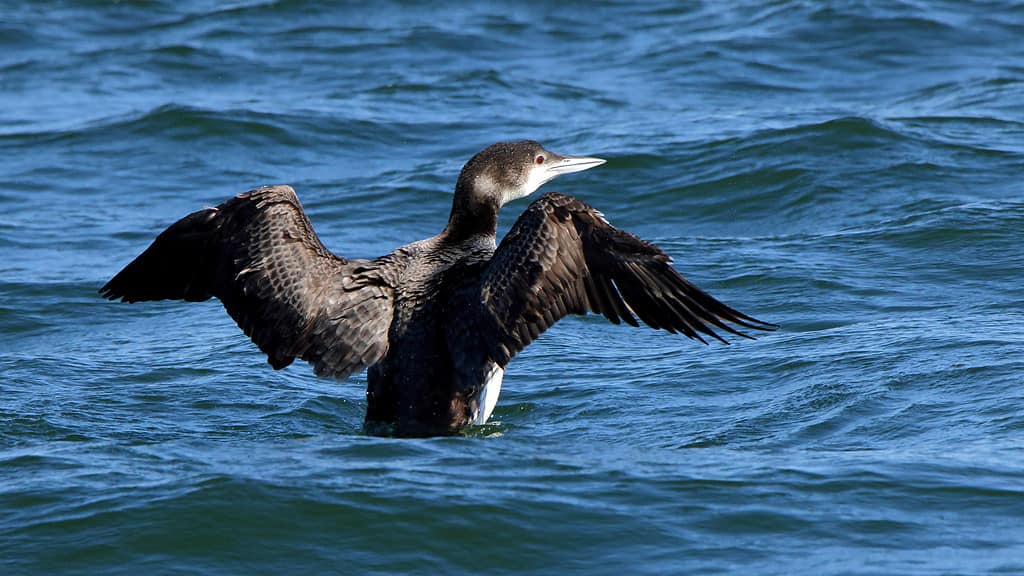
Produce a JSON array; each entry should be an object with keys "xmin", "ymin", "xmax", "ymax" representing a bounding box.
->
[{"xmin": 503, "ymin": 165, "xmax": 554, "ymax": 205}]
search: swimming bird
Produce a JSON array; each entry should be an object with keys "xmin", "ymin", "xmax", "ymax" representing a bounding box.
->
[{"xmin": 101, "ymin": 140, "xmax": 775, "ymax": 436}]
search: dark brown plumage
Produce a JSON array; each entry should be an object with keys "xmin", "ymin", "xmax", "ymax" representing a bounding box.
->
[
  {"xmin": 101, "ymin": 141, "xmax": 775, "ymax": 436},
  {"xmin": 102, "ymin": 186, "xmax": 395, "ymax": 379}
]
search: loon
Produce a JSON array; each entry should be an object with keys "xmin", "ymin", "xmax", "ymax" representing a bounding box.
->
[{"xmin": 101, "ymin": 140, "xmax": 775, "ymax": 436}]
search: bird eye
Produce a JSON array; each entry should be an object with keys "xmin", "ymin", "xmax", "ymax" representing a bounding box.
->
[{"xmin": 535, "ymin": 155, "xmax": 545, "ymax": 165}]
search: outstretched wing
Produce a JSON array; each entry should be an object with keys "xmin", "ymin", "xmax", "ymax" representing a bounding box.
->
[
  {"xmin": 100, "ymin": 185, "xmax": 395, "ymax": 379},
  {"xmin": 454, "ymin": 191, "xmax": 775, "ymax": 368}
]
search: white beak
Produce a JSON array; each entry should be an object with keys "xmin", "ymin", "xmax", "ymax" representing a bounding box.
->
[
  {"xmin": 514, "ymin": 152, "xmax": 607, "ymax": 203},
  {"xmin": 546, "ymin": 155, "xmax": 606, "ymax": 175}
]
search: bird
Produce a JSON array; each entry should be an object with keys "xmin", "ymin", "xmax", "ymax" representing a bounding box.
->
[{"xmin": 101, "ymin": 140, "xmax": 775, "ymax": 437}]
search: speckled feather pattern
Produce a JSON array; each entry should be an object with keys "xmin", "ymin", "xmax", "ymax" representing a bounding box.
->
[
  {"xmin": 101, "ymin": 185, "xmax": 395, "ymax": 380},
  {"xmin": 457, "ymin": 191, "xmax": 774, "ymax": 369}
]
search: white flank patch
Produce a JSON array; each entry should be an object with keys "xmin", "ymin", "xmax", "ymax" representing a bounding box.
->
[{"xmin": 472, "ymin": 362, "xmax": 504, "ymax": 425}]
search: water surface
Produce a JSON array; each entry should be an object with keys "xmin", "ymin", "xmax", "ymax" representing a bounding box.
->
[{"xmin": 2, "ymin": 2, "xmax": 1023, "ymax": 574}]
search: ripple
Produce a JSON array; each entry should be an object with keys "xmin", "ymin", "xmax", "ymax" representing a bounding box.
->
[{"xmin": 3, "ymin": 1, "xmax": 1024, "ymax": 574}]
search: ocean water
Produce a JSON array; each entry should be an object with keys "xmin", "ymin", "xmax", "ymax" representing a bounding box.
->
[{"xmin": 2, "ymin": 1, "xmax": 1023, "ymax": 574}]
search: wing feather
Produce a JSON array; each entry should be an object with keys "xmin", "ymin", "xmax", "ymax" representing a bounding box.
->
[
  {"xmin": 456, "ymin": 191, "xmax": 775, "ymax": 367},
  {"xmin": 101, "ymin": 185, "xmax": 395, "ymax": 379}
]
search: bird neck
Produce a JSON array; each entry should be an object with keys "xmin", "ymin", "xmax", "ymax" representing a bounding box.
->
[{"xmin": 442, "ymin": 181, "xmax": 500, "ymax": 242}]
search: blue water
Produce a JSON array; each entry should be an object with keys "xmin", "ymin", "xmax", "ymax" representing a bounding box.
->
[{"xmin": 3, "ymin": 1, "xmax": 1024, "ymax": 574}]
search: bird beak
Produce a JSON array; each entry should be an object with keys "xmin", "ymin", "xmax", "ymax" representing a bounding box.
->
[{"xmin": 547, "ymin": 155, "xmax": 606, "ymax": 175}]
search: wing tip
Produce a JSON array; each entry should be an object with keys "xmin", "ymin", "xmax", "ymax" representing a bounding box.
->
[
  {"xmin": 730, "ymin": 315, "xmax": 780, "ymax": 332},
  {"xmin": 98, "ymin": 280, "xmax": 129, "ymax": 302}
]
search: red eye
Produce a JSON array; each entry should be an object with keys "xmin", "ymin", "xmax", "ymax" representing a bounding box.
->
[{"xmin": 535, "ymin": 155, "xmax": 545, "ymax": 164}]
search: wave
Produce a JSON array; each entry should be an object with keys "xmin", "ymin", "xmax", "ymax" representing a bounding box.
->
[{"xmin": 0, "ymin": 104, "xmax": 299, "ymax": 143}]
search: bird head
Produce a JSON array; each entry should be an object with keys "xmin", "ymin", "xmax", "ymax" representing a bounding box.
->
[{"xmin": 456, "ymin": 140, "xmax": 605, "ymax": 206}]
